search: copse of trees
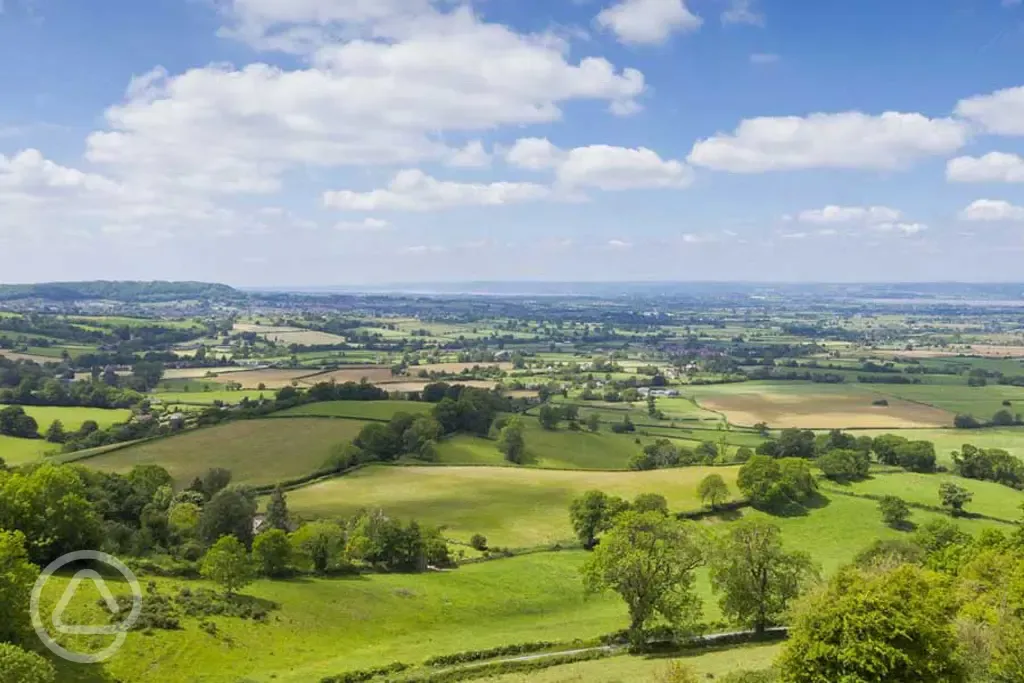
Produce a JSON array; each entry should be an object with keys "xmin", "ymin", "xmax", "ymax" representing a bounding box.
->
[
  {"xmin": 816, "ymin": 448, "xmax": 871, "ymax": 482},
  {"xmin": 737, "ymin": 456, "xmax": 817, "ymax": 512},
  {"xmin": 0, "ymin": 406, "xmax": 38, "ymax": 438},
  {"xmin": 953, "ymin": 444, "xmax": 1024, "ymax": 488}
]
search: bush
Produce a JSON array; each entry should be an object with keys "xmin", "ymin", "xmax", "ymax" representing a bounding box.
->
[
  {"xmin": 878, "ymin": 496, "xmax": 911, "ymax": 529},
  {"xmin": 954, "ymin": 414, "xmax": 983, "ymax": 429},
  {"xmin": 423, "ymin": 641, "xmax": 556, "ymax": 667},
  {"xmin": 0, "ymin": 643, "xmax": 56, "ymax": 683},
  {"xmin": 320, "ymin": 662, "xmax": 409, "ymax": 683},
  {"xmin": 469, "ymin": 534, "xmax": 488, "ymax": 551}
]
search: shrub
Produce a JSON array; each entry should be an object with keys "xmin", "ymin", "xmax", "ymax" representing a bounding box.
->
[
  {"xmin": 0, "ymin": 643, "xmax": 56, "ymax": 683},
  {"xmin": 878, "ymin": 496, "xmax": 911, "ymax": 529},
  {"xmin": 469, "ymin": 534, "xmax": 488, "ymax": 551}
]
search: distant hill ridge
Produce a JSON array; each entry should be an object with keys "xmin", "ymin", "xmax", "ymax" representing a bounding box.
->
[{"xmin": 0, "ymin": 280, "xmax": 241, "ymax": 302}]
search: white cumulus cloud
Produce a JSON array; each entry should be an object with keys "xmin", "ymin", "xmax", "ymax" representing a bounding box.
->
[
  {"xmin": 597, "ymin": 0, "xmax": 702, "ymax": 45},
  {"xmin": 688, "ymin": 111, "xmax": 968, "ymax": 173},
  {"xmin": 956, "ymin": 85, "xmax": 1024, "ymax": 136},
  {"xmin": 959, "ymin": 199, "xmax": 1024, "ymax": 222},
  {"xmin": 795, "ymin": 205, "xmax": 903, "ymax": 225},
  {"xmin": 505, "ymin": 138, "xmax": 693, "ymax": 191},
  {"xmin": 323, "ymin": 169, "xmax": 551, "ymax": 211},
  {"xmin": 946, "ymin": 152, "xmax": 1024, "ymax": 183}
]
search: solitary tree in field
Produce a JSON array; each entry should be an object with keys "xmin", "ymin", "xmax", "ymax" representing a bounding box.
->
[
  {"xmin": 879, "ymin": 496, "xmax": 911, "ymax": 529},
  {"xmin": 708, "ymin": 521, "xmax": 817, "ymax": 634},
  {"xmin": 582, "ymin": 511, "xmax": 705, "ymax": 647},
  {"xmin": 586, "ymin": 413, "xmax": 601, "ymax": 432},
  {"xmin": 201, "ymin": 535, "xmax": 254, "ymax": 596},
  {"xmin": 497, "ymin": 417, "xmax": 526, "ymax": 464},
  {"xmin": 697, "ymin": 474, "xmax": 730, "ymax": 510},
  {"xmin": 940, "ymin": 483, "xmax": 973, "ymax": 517}
]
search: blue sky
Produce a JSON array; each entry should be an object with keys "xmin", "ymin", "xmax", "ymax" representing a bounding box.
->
[{"xmin": 1, "ymin": 0, "xmax": 1023, "ymax": 285}]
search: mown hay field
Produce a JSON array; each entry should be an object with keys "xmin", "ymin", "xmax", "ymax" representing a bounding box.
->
[
  {"xmin": 82, "ymin": 418, "xmax": 367, "ymax": 487},
  {"xmin": 275, "ymin": 400, "xmax": 433, "ymax": 420},
  {"xmin": 303, "ymin": 365, "xmax": 397, "ymax": 384},
  {"xmin": 686, "ymin": 381, "xmax": 953, "ymax": 429},
  {"xmin": 206, "ymin": 368, "xmax": 321, "ymax": 389}
]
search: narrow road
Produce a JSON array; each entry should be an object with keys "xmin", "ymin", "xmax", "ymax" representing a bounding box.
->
[{"xmin": 437, "ymin": 627, "xmax": 788, "ymax": 675}]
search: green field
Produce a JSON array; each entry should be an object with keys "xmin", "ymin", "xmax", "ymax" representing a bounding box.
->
[
  {"xmin": 855, "ymin": 427, "xmax": 1024, "ymax": 466},
  {"xmin": 283, "ymin": 464, "xmax": 742, "ymax": 546},
  {"xmin": 82, "ymin": 418, "xmax": 367, "ymax": 487},
  {"xmin": 867, "ymin": 383, "xmax": 1024, "ymax": 419},
  {"xmin": 15, "ymin": 404, "xmax": 132, "ymax": 431},
  {"xmin": 276, "ymin": 400, "xmax": 433, "ymax": 420},
  {"xmin": 50, "ymin": 552, "xmax": 628, "ymax": 683},
  {"xmin": 54, "ymin": 485, "xmax": 1005, "ymax": 683},
  {"xmin": 0, "ymin": 434, "xmax": 57, "ymax": 464},
  {"xmin": 827, "ymin": 470, "xmax": 1024, "ymax": 522}
]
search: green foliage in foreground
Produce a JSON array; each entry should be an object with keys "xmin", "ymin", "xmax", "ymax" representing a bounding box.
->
[
  {"xmin": 779, "ymin": 565, "xmax": 965, "ymax": 683},
  {"xmin": 0, "ymin": 643, "xmax": 56, "ymax": 683}
]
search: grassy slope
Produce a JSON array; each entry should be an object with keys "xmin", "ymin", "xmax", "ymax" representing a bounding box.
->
[
  {"xmin": 0, "ymin": 434, "xmax": 56, "ymax": 464},
  {"xmin": 827, "ymin": 470, "xmax": 1024, "ymax": 521},
  {"xmin": 866, "ymin": 383, "xmax": 1024, "ymax": 418},
  {"xmin": 82, "ymin": 418, "xmax": 367, "ymax": 486},
  {"xmin": 58, "ymin": 488, "xmax": 1007, "ymax": 683},
  {"xmin": 283, "ymin": 464, "xmax": 742, "ymax": 546},
  {"xmin": 53, "ymin": 552, "xmax": 627, "ymax": 683},
  {"xmin": 275, "ymin": 400, "xmax": 433, "ymax": 420}
]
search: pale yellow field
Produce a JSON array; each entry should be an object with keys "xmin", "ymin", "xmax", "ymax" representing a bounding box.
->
[
  {"xmin": 879, "ymin": 345, "xmax": 1024, "ymax": 359},
  {"xmin": 261, "ymin": 330, "xmax": 349, "ymax": 345},
  {"xmin": 409, "ymin": 362, "xmax": 513, "ymax": 375},
  {"xmin": 0, "ymin": 351, "xmax": 61, "ymax": 363},
  {"xmin": 305, "ymin": 366, "xmax": 398, "ymax": 384},
  {"xmin": 206, "ymin": 368, "xmax": 321, "ymax": 389},
  {"xmin": 689, "ymin": 383, "xmax": 953, "ymax": 429},
  {"xmin": 382, "ymin": 380, "xmax": 498, "ymax": 393}
]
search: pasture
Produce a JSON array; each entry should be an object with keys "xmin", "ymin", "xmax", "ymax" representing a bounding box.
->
[
  {"xmin": 15, "ymin": 404, "xmax": 132, "ymax": 431},
  {"xmin": 82, "ymin": 418, "xmax": 367, "ymax": 487},
  {"xmin": 866, "ymin": 383, "xmax": 1024, "ymax": 419},
  {"xmin": 275, "ymin": 400, "xmax": 432, "ymax": 420},
  {"xmin": 0, "ymin": 434, "xmax": 56, "ymax": 464},
  {"xmin": 50, "ymin": 552, "xmax": 628, "ymax": 683},
  {"xmin": 855, "ymin": 427, "xmax": 1024, "ymax": 467},
  {"xmin": 282, "ymin": 464, "xmax": 742, "ymax": 547},
  {"xmin": 435, "ymin": 420, "xmax": 728, "ymax": 469},
  {"xmin": 686, "ymin": 381, "xmax": 953, "ymax": 429},
  {"xmin": 827, "ymin": 470, "xmax": 1024, "ymax": 522}
]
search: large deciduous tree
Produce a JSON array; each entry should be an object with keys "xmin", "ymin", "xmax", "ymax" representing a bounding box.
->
[
  {"xmin": 708, "ymin": 521, "xmax": 817, "ymax": 634},
  {"xmin": 581, "ymin": 510, "xmax": 705, "ymax": 647}
]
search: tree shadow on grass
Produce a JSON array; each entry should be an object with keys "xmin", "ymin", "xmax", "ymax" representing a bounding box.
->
[
  {"xmin": 888, "ymin": 520, "xmax": 918, "ymax": 533},
  {"xmin": 705, "ymin": 507, "xmax": 744, "ymax": 522},
  {"xmin": 763, "ymin": 492, "xmax": 831, "ymax": 519}
]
